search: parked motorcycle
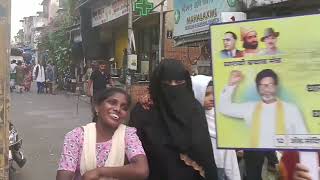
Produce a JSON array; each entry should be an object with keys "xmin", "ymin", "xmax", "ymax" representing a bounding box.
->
[{"xmin": 9, "ymin": 123, "xmax": 26, "ymax": 179}]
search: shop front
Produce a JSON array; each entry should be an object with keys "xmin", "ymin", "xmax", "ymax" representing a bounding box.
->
[
  {"xmin": 83, "ymin": 0, "xmax": 165, "ymax": 83},
  {"xmin": 134, "ymin": 13, "xmax": 160, "ymax": 81}
]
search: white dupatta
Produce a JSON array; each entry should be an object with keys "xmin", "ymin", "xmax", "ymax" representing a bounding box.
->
[{"xmin": 80, "ymin": 123, "xmax": 126, "ymax": 180}]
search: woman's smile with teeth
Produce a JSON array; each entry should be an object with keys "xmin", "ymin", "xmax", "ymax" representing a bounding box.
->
[{"xmin": 110, "ymin": 113, "xmax": 119, "ymax": 119}]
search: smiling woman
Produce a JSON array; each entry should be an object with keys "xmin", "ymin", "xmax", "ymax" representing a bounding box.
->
[{"xmin": 56, "ymin": 88, "xmax": 149, "ymax": 180}]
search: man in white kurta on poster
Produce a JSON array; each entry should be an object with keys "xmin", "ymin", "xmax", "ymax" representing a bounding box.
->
[{"xmin": 219, "ymin": 69, "xmax": 308, "ymax": 148}]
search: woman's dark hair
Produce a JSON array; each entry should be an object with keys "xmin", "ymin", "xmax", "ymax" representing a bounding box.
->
[
  {"xmin": 255, "ymin": 69, "xmax": 278, "ymax": 88},
  {"xmin": 149, "ymin": 59, "xmax": 193, "ymax": 104},
  {"xmin": 92, "ymin": 88, "xmax": 131, "ymax": 122}
]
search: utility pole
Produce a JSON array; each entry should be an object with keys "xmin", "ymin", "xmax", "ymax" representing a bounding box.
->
[
  {"xmin": 158, "ymin": 1, "xmax": 164, "ymax": 65},
  {"xmin": 126, "ymin": 0, "xmax": 133, "ymax": 89}
]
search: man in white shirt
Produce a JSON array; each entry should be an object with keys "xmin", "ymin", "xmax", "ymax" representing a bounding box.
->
[
  {"xmin": 33, "ymin": 61, "xmax": 46, "ymax": 94},
  {"xmin": 219, "ymin": 69, "xmax": 308, "ymax": 148}
]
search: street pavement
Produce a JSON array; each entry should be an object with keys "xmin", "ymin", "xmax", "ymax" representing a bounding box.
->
[{"xmin": 10, "ymin": 84, "xmax": 91, "ymax": 180}]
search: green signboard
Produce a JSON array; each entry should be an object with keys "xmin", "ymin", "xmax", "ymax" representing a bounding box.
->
[{"xmin": 134, "ymin": 0, "xmax": 154, "ymax": 16}]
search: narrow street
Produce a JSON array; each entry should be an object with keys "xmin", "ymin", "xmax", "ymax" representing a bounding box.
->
[{"xmin": 10, "ymin": 85, "xmax": 91, "ymax": 180}]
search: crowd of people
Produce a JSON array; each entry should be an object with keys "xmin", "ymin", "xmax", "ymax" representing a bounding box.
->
[
  {"xmin": 10, "ymin": 59, "xmax": 57, "ymax": 94},
  {"xmin": 10, "ymin": 60, "xmax": 33, "ymax": 93},
  {"xmin": 56, "ymin": 59, "xmax": 318, "ymax": 180}
]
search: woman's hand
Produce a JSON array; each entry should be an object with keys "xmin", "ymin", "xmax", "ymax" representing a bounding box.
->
[
  {"xmin": 82, "ymin": 169, "xmax": 100, "ymax": 180},
  {"xmin": 293, "ymin": 164, "xmax": 312, "ymax": 180},
  {"xmin": 96, "ymin": 155, "xmax": 149, "ymax": 180}
]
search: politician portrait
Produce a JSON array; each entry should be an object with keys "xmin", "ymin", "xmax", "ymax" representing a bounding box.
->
[
  {"xmin": 220, "ymin": 31, "xmax": 243, "ymax": 59},
  {"xmin": 218, "ymin": 69, "xmax": 308, "ymax": 148},
  {"xmin": 258, "ymin": 28, "xmax": 282, "ymax": 56}
]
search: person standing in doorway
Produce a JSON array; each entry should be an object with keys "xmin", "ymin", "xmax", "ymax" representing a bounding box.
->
[{"xmin": 33, "ymin": 60, "xmax": 46, "ymax": 94}]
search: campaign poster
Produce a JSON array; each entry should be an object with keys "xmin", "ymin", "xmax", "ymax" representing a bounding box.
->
[{"xmin": 211, "ymin": 14, "xmax": 320, "ymax": 149}]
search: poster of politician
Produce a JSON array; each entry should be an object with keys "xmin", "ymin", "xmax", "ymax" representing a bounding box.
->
[{"xmin": 210, "ymin": 14, "xmax": 320, "ymax": 150}]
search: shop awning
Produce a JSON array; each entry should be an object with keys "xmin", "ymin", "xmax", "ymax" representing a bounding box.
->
[{"xmin": 173, "ymin": 30, "xmax": 210, "ymax": 47}]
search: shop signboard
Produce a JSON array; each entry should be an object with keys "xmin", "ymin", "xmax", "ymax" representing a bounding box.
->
[
  {"xmin": 173, "ymin": 0, "xmax": 241, "ymax": 37},
  {"xmin": 92, "ymin": 0, "xmax": 166, "ymax": 27},
  {"xmin": 92, "ymin": 0, "xmax": 128, "ymax": 27}
]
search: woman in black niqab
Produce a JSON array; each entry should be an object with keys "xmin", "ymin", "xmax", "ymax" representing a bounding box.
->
[{"xmin": 130, "ymin": 59, "xmax": 218, "ymax": 180}]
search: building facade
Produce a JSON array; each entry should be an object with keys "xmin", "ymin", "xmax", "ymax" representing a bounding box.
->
[
  {"xmin": 79, "ymin": 0, "xmax": 167, "ymax": 80},
  {"xmin": 169, "ymin": 0, "xmax": 244, "ymax": 75}
]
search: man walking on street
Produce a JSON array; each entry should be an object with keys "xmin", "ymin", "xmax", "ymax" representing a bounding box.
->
[
  {"xmin": 87, "ymin": 61, "xmax": 113, "ymax": 121},
  {"xmin": 33, "ymin": 60, "xmax": 46, "ymax": 94},
  {"xmin": 87, "ymin": 61, "xmax": 113, "ymax": 97}
]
